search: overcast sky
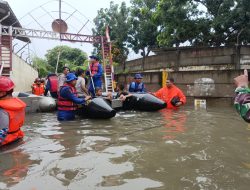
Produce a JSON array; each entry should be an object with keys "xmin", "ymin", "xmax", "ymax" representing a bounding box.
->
[{"xmin": 4, "ymin": 0, "xmax": 136, "ymax": 61}]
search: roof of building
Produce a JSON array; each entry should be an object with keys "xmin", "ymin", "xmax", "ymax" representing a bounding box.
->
[{"xmin": 0, "ymin": 0, "xmax": 30, "ymax": 43}]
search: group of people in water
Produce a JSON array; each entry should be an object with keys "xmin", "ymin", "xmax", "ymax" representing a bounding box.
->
[
  {"xmin": 29, "ymin": 55, "xmax": 187, "ymax": 121},
  {"xmin": 1, "ymin": 53, "xmax": 250, "ymax": 147}
]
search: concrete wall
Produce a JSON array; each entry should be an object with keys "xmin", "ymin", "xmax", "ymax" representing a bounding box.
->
[
  {"xmin": 115, "ymin": 70, "xmax": 241, "ymax": 107},
  {"xmin": 10, "ymin": 54, "xmax": 38, "ymax": 92},
  {"xmin": 115, "ymin": 46, "xmax": 250, "ymax": 73},
  {"xmin": 115, "ymin": 46, "xmax": 250, "ymax": 105}
]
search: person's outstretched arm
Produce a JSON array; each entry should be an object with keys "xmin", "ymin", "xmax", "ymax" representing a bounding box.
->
[{"xmin": 234, "ymin": 70, "xmax": 250, "ymax": 122}]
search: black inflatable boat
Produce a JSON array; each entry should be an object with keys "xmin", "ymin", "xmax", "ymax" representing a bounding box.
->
[
  {"xmin": 120, "ymin": 93, "xmax": 166, "ymax": 111},
  {"xmin": 77, "ymin": 97, "xmax": 116, "ymax": 119}
]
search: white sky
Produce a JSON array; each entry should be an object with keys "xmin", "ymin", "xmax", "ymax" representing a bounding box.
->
[{"xmin": 4, "ymin": 0, "xmax": 139, "ymax": 62}]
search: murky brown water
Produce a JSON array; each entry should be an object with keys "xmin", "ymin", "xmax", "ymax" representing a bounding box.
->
[{"xmin": 1, "ymin": 106, "xmax": 250, "ymax": 190}]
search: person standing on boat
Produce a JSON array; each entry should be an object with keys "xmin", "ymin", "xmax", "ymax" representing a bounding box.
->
[
  {"xmin": 0, "ymin": 76, "xmax": 26, "ymax": 146},
  {"xmin": 234, "ymin": 69, "xmax": 250, "ymax": 123},
  {"xmin": 153, "ymin": 77, "xmax": 186, "ymax": 109},
  {"xmin": 129, "ymin": 73, "xmax": 146, "ymax": 93},
  {"xmin": 57, "ymin": 73, "xmax": 91, "ymax": 121},
  {"xmin": 44, "ymin": 73, "xmax": 58, "ymax": 99},
  {"xmin": 58, "ymin": 66, "xmax": 70, "ymax": 91},
  {"xmin": 86, "ymin": 55, "xmax": 103, "ymax": 97}
]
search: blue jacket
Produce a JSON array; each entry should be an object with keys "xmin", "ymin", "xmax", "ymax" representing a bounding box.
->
[
  {"xmin": 86, "ymin": 64, "xmax": 103, "ymax": 84},
  {"xmin": 57, "ymin": 86, "xmax": 85, "ymax": 121},
  {"xmin": 129, "ymin": 82, "xmax": 146, "ymax": 93}
]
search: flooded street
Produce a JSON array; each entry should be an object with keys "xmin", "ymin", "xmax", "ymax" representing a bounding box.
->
[{"xmin": 1, "ymin": 106, "xmax": 250, "ymax": 190}]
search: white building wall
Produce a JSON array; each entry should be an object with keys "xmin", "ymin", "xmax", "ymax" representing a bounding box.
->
[{"xmin": 10, "ymin": 54, "xmax": 38, "ymax": 92}]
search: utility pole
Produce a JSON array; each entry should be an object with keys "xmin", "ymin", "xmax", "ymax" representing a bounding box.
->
[
  {"xmin": 59, "ymin": 0, "xmax": 62, "ymax": 39},
  {"xmin": 235, "ymin": 28, "xmax": 244, "ymax": 70}
]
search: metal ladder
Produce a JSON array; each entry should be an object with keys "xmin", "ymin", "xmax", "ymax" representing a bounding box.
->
[
  {"xmin": 0, "ymin": 35, "xmax": 12, "ymax": 76},
  {"xmin": 101, "ymin": 34, "xmax": 114, "ymax": 93}
]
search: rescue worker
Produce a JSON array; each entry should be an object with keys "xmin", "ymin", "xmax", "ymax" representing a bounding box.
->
[
  {"xmin": 234, "ymin": 69, "xmax": 250, "ymax": 122},
  {"xmin": 44, "ymin": 73, "xmax": 58, "ymax": 98},
  {"xmin": 0, "ymin": 76, "xmax": 26, "ymax": 146},
  {"xmin": 153, "ymin": 77, "xmax": 186, "ymax": 109},
  {"xmin": 58, "ymin": 66, "xmax": 70, "ymax": 91},
  {"xmin": 75, "ymin": 69, "xmax": 88, "ymax": 97},
  {"xmin": 129, "ymin": 73, "xmax": 146, "ymax": 93},
  {"xmin": 86, "ymin": 55, "xmax": 103, "ymax": 97},
  {"xmin": 31, "ymin": 78, "xmax": 45, "ymax": 96},
  {"xmin": 57, "ymin": 73, "xmax": 91, "ymax": 121}
]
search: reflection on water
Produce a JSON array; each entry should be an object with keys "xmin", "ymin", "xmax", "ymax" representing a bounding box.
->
[
  {"xmin": 160, "ymin": 109, "xmax": 187, "ymax": 139},
  {"xmin": 1, "ymin": 107, "xmax": 250, "ymax": 189}
]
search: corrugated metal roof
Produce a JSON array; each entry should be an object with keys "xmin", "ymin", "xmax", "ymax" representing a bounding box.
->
[{"xmin": 0, "ymin": 0, "xmax": 30, "ymax": 43}]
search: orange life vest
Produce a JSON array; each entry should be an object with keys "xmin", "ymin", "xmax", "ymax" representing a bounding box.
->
[
  {"xmin": 57, "ymin": 83, "xmax": 78, "ymax": 111},
  {"xmin": 90, "ymin": 62, "xmax": 99, "ymax": 75},
  {"xmin": 32, "ymin": 83, "xmax": 45, "ymax": 96},
  {"xmin": 48, "ymin": 75, "xmax": 58, "ymax": 92},
  {"xmin": 154, "ymin": 85, "xmax": 186, "ymax": 109},
  {"xmin": 0, "ymin": 98, "xmax": 26, "ymax": 146}
]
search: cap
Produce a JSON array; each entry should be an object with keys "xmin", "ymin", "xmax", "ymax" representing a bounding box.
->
[
  {"xmin": 66, "ymin": 73, "xmax": 78, "ymax": 82},
  {"xmin": 89, "ymin": 55, "xmax": 99, "ymax": 61},
  {"xmin": 134, "ymin": 73, "xmax": 143, "ymax": 79}
]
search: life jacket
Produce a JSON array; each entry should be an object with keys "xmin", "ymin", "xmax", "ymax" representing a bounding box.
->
[
  {"xmin": 90, "ymin": 62, "xmax": 99, "ymax": 75},
  {"xmin": 32, "ymin": 83, "xmax": 45, "ymax": 96},
  {"xmin": 48, "ymin": 75, "xmax": 58, "ymax": 93},
  {"xmin": 154, "ymin": 85, "xmax": 186, "ymax": 109},
  {"xmin": 130, "ymin": 82, "xmax": 144, "ymax": 92},
  {"xmin": 57, "ymin": 83, "xmax": 78, "ymax": 111},
  {"xmin": 0, "ymin": 98, "xmax": 26, "ymax": 146}
]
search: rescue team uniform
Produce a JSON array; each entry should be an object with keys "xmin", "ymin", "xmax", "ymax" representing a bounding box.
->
[
  {"xmin": 57, "ymin": 83, "xmax": 86, "ymax": 121},
  {"xmin": 234, "ymin": 87, "xmax": 250, "ymax": 122},
  {"xmin": 129, "ymin": 82, "xmax": 146, "ymax": 93},
  {"xmin": 154, "ymin": 85, "xmax": 186, "ymax": 109},
  {"xmin": 0, "ymin": 98, "xmax": 26, "ymax": 146},
  {"xmin": 87, "ymin": 62, "xmax": 103, "ymax": 96},
  {"xmin": 32, "ymin": 83, "xmax": 45, "ymax": 96},
  {"xmin": 44, "ymin": 74, "xmax": 58, "ymax": 98}
]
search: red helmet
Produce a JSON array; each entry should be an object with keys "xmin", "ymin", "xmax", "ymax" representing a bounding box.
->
[{"xmin": 0, "ymin": 76, "xmax": 15, "ymax": 92}]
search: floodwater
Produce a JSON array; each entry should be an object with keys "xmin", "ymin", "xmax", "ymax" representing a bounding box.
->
[{"xmin": 1, "ymin": 106, "xmax": 250, "ymax": 190}]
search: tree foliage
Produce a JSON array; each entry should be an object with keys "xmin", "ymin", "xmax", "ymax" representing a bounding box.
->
[
  {"xmin": 92, "ymin": 0, "xmax": 250, "ymax": 61},
  {"xmin": 128, "ymin": 0, "xmax": 159, "ymax": 57},
  {"xmin": 45, "ymin": 45, "xmax": 88, "ymax": 73},
  {"xmin": 92, "ymin": 1, "xmax": 130, "ymax": 64},
  {"xmin": 32, "ymin": 56, "xmax": 51, "ymax": 77},
  {"xmin": 155, "ymin": 0, "xmax": 250, "ymax": 47},
  {"xmin": 155, "ymin": 0, "xmax": 208, "ymax": 47}
]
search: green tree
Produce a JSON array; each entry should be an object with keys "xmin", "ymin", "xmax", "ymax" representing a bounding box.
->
[
  {"xmin": 155, "ymin": 0, "xmax": 250, "ymax": 47},
  {"xmin": 32, "ymin": 56, "xmax": 51, "ymax": 77},
  {"xmin": 128, "ymin": 0, "xmax": 159, "ymax": 57},
  {"xmin": 92, "ymin": 1, "xmax": 130, "ymax": 65},
  {"xmin": 198, "ymin": 0, "xmax": 250, "ymax": 45},
  {"xmin": 45, "ymin": 45, "xmax": 88, "ymax": 73},
  {"xmin": 155, "ymin": 0, "xmax": 206, "ymax": 47}
]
